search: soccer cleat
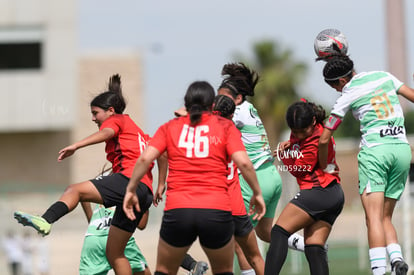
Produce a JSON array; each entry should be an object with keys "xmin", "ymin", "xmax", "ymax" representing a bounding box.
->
[
  {"xmin": 391, "ymin": 260, "xmax": 408, "ymax": 275},
  {"xmin": 189, "ymin": 261, "xmax": 209, "ymax": 275},
  {"xmin": 14, "ymin": 211, "xmax": 51, "ymax": 236}
]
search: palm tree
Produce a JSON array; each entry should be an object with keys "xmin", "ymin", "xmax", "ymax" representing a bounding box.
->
[{"xmin": 235, "ymin": 40, "xmax": 307, "ymax": 148}]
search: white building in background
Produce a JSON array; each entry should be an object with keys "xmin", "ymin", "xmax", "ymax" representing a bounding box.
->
[
  {"xmin": 0, "ymin": 1, "xmax": 77, "ymax": 132},
  {"xmin": 0, "ymin": 1, "xmax": 77, "ymax": 189},
  {"xmin": 0, "ymin": 1, "xmax": 145, "ymax": 189}
]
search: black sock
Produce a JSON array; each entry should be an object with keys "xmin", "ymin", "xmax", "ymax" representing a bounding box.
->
[
  {"xmin": 41, "ymin": 201, "xmax": 69, "ymax": 224},
  {"xmin": 264, "ymin": 224, "xmax": 291, "ymax": 275},
  {"xmin": 305, "ymin": 244, "xmax": 329, "ymax": 275},
  {"xmin": 181, "ymin": 253, "xmax": 197, "ymax": 271}
]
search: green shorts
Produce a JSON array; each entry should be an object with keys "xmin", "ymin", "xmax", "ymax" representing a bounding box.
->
[
  {"xmin": 79, "ymin": 236, "xmax": 147, "ymax": 275},
  {"xmin": 358, "ymin": 143, "xmax": 411, "ymax": 200},
  {"xmin": 239, "ymin": 161, "xmax": 282, "ymax": 227}
]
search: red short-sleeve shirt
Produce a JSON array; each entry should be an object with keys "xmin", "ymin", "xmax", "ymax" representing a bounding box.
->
[
  {"xmin": 100, "ymin": 114, "xmax": 153, "ymax": 191},
  {"xmin": 150, "ymin": 113, "xmax": 246, "ymax": 211},
  {"xmin": 279, "ymin": 124, "xmax": 340, "ymax": 190}
]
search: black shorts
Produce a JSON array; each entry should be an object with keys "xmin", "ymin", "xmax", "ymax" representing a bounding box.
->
[
  {"xmin": 290, "ymin": 180, "xmax": 344, "ymax": 225},
  {"xmin": 91, "ymin": 173, "xmax": 153, "ymax": 232},
  {"xmin": 160, "ymin": 208, "xmax": 234, "ymax": 249},
  {"xmin": 233, "ymin": 215, "xmax": 253, "ymax": 238}
]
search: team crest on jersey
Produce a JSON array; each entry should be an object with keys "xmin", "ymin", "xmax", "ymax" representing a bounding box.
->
[{"xmin": 249, "ymin": 108, "xmax": 263, "ymax": 128}]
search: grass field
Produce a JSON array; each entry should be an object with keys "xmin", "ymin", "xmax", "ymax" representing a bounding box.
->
[
  {"xmin": 1, "ymin": 192, "xmax": 412, "ymax": 275},
  {"xmin": 230, "ymin": 241, "xmax": 375, "ymax": 275},
  {"xmin": 279, "ymin": 242, "xmax": 372, "ymax": 275}
]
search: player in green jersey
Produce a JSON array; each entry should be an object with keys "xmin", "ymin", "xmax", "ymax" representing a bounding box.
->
[
  {"xmin": 218, "ymin": 62, "xmax": 305, "ymax": 275},
  {"xmin": 318, "ymin": 54, "xmax": 414, "ymax": 275},
  {"xmin": 80, "ymin": 202, "xmax": 150, "ymax": 275}
]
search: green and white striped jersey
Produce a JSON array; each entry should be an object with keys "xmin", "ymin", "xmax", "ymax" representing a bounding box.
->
[
  {"xmin": 233, "ymin": 100, "xmax": 273, "ymax": 169},
  {"xmin": 330, "ymin": 71, "xmax": 408, "ymax": 148}
]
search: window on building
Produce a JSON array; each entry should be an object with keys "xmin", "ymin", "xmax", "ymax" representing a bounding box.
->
[{"xmin": 0, "ymin": 27, "xmax": 43, "ymax": 70}]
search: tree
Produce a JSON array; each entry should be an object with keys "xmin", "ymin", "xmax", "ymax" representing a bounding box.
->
[{"xmin": 234, "ymin": 40, "xmax": 307, "ymax": 148}]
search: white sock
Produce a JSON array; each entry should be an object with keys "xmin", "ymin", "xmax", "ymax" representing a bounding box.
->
[
  {"xmin": 387, "ymin": 243, "xmax": 404, "ymax": 264},
  {"xmin": 369, "ymin": 247, "xmax": 387, "ymax": 275},
  {"xmin": 287, "ymin": 232, "xmax": 304, "ymax": 252},
  {"xmin": 241, "ymin": 269, "xmax": 255, "ymax": 275}
]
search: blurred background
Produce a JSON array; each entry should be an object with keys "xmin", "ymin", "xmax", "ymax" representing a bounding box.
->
[{"xmin": 0, "ymin": 0, "xmax": 413, "ymax": 274}]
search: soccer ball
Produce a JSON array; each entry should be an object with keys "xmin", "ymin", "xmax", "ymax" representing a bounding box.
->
[{"xmin": 314, "ymin": 28, "xmax": 348, "ymax": 58}]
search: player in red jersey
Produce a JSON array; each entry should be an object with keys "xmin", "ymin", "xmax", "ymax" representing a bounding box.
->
[
  {"xmin": 14, "ymin": 74, "xmax": 156, "ymax": 275},
  {"xmin": 164, "ymin": 95, "xmax": 265, "ymax": 275},
  {"xmin": 265, "ymin": 100, "xmax": 344, "ymax": 275},
  {"xmin": 124, "ymin": 81, "xmax": 265, "ymax": 275}
]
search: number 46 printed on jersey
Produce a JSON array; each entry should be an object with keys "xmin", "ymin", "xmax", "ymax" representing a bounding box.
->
[{"xmin": 178, "ymin": 125, "xmax": 209, "ymax": 158}]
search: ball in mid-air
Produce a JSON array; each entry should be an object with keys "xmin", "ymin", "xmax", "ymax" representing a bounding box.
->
[{"xmin": 314, "ymin": 28, "xmax": 348, "ymax": 58}]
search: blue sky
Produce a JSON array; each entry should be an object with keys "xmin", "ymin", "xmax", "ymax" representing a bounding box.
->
[{"xmin": 79, "ymin": 0, "xmax": 414, "ymax": 135}]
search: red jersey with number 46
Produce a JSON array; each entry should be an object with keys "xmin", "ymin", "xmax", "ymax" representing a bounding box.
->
[
  {"xmin": 100, "ymin": 114, "xmax": 153, "ymax": 191},
  {"xmin": 279, "ymin": 124, "xmax": 340, "ymax": 190},
  {"xmin": 149, "ymin": 112, "xmax": 246, "ymax": 211}
]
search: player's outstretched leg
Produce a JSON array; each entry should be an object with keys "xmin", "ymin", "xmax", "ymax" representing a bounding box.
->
[{"xmin": 14, "ymin": 211, "xmax": 51, "ymax": 236}]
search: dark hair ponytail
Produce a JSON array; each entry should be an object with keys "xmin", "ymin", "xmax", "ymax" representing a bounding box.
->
[
  {"xmin": 286, "ymin": 100, "xmax": 326, "ymax": 129},
  {"xmin": 90, "ymin": 74, "xmax": 126, "ymax": 114},
  {"xmin": 218, "ymin": 62, "xmax": 259, "ymax": 102},
  {"xmin": 316, "ymin": 54, "xmax": 354, "ymax": 86},
  {"xmin": 213, "ymin": 95, "xmax": 235, "ymax": 119},
  {"xmin": 184, "ymin": 81, "xmax": 215, "ymax": 125}
]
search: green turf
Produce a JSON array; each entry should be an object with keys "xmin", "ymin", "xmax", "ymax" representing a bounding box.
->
[
  {"xmin": 280, "ymin": 243, "xmax": 372, "ymax": 275},
  {"xmin": 234, "ymin": 241, "xmax": 385, "ymax": 275}
]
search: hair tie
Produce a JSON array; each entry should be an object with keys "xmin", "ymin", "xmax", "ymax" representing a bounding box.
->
[
  {"xmin": 300, "ymin": 98, "xmax": 307, "ymax": 103},
  {"xmin": 224, "ymin": 82, "xmax": 238, "ymax": 95},
  {"xmin": 324, "ymin": 69, "xmax": 353, "ymax": 81}
]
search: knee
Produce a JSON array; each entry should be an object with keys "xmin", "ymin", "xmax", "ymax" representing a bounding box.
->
[
  {"xmin": 304, "ymin": 244, "xmax": 327, "ymax": 262},
  {"xmin": 63, "ymin": 183, "xmax": 77, "ymax": 194},
  {"xmin": 255, "ymin": 226, "xmax": 271, "ymax": 242},
  {"xmin": 256, "ymin": 230, "xmax": 269, "ymax": 243},
  {"xmin": 63, "ymin": 183, "xmax": 85, "ymax": 199},
  {"xmin": 271, "ymin": 224, "xmax": 290, "ymax": 240}
]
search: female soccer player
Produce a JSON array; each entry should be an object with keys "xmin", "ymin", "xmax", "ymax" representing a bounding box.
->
[
  {"xmin": 217, "ymin": 62, "xmax": 305, "ymax": 274},
  {"xmin": 265, "ymin": 100, "xmax": 344, "ymax": 275},
  {"xmin": 165, "ymin": 96, "xmax": 265, "ymax": 275},
  {"xmin": 14, "ymin": 74, "xmax": 154, "ymax": 275},
  {"xmin": 123, "ymin": 81, "xmax": 265, "ymax": 275},
  {"xmin": 214, "ymin": 95, "xmax": 265, "ymax": 275},
  {"xmin": 80, "ymin": 202, "xmax": 151, "ymax": 275},
  {"xmin": 318, "ymin": 54, "xmax": 414, "ymax": 275}
]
